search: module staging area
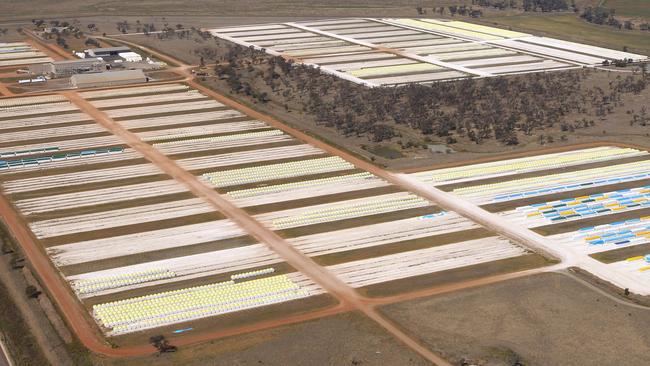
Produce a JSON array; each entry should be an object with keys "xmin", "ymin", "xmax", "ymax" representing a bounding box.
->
[
  {"xmin": 0, "ymin": 82, "xmax": 536, "ymax": 340},
  {"xmin": 2, "ymin": 78, "xmax": 650, "ymax": 355},
  {"xmin": 0, "ymin": 42, "xmax": 53, "ymax": 68},
  {"xmin": 210, "ymin": 18, "xmax": 648, "ymax": 86},
  {"xmin": 417, "ymin": 145, "xmax": 650, "ymax": 295}
]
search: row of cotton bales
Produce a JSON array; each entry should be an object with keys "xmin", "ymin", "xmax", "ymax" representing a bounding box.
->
[
  {"xmin": 28, "ymin": 198, "xmax": 217, "ymax": 238},
  {"xmin": 436, "ymin": 144, "xmax": 650, "ymax": 297},
  {"xmin": 454, "ymin": 159, "xmax": 650, "ymax": 204},
  {"xmin": 1, "ymin": 144, "xmax": 323, "ymax": 194},
  {"xmin": 57, "ymin": 210, "xmax": 477, "ymax": 301},
  {"xmin": 412, "ymin": 146, "xmax": 647, "ymax": 186},
  {"xmin": 48, "ymin": 219, "xmax": 248, "ymax": 266},
  {"xmin": 118, "ymin": 110, "xmax": 246, "ymax": 130},
  {"xmin": 0, "ymin": 42, "xmax": 53, "ymax": 67},
  {"xmin": 259, "ymin": 192, "xmax": 431, "ymax": 230},
  {"xmin": 14, "ymin": 180, "xmax": 187, "ymax": 215}
]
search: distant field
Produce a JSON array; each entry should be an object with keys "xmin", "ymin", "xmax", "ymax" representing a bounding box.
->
[
  {"xmin": 0, "ymin": 0, "xmax": 469, "ymax": 22},
  {"xmin": 482, "ymin": 13, "xmax": 650, "ymax": 55},
  {"xmin": 380, "ymin": 272, "xmax": 650, "ymax": 366},
  {"xmin": 604, "ymin": 0, "xmax": 650, "ymax": 19}
]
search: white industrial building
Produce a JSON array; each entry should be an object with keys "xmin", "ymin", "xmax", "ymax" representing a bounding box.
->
[{"xmin": 118, "ymin": 52, "xmax": 142, "ymax": 62}]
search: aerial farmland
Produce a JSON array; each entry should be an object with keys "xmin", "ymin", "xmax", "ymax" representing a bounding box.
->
[
  {"xmin": 0, "ymin": 83, "xmax": 540, "ymax": 341},
  {"xmin": 0, "ymin": 6, "xmax": 650, "ymax": 366}
]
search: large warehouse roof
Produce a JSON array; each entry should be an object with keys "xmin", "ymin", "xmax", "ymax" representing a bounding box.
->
[{"xmin": 70, "ymin": 69, "xmax": 146, "ymax": 88}]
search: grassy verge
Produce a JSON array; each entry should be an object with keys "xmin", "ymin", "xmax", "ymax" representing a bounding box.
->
[
  {"xmin": 0, "ymin": 277, "xmax": 50, "ymax": 366},
  {"xmin": 480, "ymin": 13, "xmax": 650, "ymax": 55},
  {"xmin": 603, "ymin": 0, "xmax": 650, "ymax": 19}
]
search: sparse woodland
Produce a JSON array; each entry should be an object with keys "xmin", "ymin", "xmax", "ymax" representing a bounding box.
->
[{"xmin": 213, "ymin": 44, "xmax": 648, "ymax": 147}]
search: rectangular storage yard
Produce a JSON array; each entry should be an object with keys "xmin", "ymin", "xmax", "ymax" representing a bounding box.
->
[
  {"xmin": 210, "ymin": 18, "xmax": 648, "ymax": 86},
  {"xmin": 0, "ymin": 82, "xmax": 541, "ymax": 342}
]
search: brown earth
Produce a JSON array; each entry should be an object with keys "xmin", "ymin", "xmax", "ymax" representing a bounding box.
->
[
  {"xmin": 93, "ymin": 311, "xmax": 432, "ymax": 366},
  {"xmin": 380, "ymin": 271, "xmax": 650, "ymax": 366}
]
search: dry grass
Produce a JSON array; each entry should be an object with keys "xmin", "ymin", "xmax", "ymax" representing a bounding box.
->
[{"xmin": 380, "ymin": 272, "xmax": 650, "ymax": 366}]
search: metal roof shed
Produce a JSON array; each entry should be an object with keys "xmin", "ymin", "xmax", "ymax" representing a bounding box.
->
[{"xmin": 70, "ymin": 69, "xmax": 147, "ymax": 89}]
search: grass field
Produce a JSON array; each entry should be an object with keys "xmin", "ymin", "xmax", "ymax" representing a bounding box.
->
[
  {"xmin": 93, "ymin": 312, "xmax": 430, "ymax": 366},
  {"xmin": 604, "ymin": 0, "xmax": 650, "ymax": 19},
  {"xmin": 380, "ymin": 272, "xmax": 650, "ymax": 366},
  {"xmin": 0, "ymin": 270, "xmax": 50, "ymax": 366},
  {"xmin": 481, "ymin": 13, "xmax": 650, "ymax": 55},
  {"xmin": 0, "ymin": 0, "xmax": 469, "ymax": 22}
]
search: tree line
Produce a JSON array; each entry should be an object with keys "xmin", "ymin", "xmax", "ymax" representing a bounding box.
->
[
  {"xmin": 213, "ymin": 44, "xmax": 648, "ymax": 146},
  {"xmin": 581, "ymin": 7, "xmax": 650, "ymax": 31}
]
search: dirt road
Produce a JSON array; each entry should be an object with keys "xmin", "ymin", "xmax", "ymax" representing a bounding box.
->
[
  {"xmin": 0, "ymin": 83, "xmax": 14, "ymax": 97},
  {"xmin": 23, "ymin": 31, "xmax": 74, "ymax": 61}
]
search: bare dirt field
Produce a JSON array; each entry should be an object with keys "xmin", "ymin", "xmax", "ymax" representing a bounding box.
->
[
  {"xmin": 0, "ymin": 2, "xmax": 475, "ymax": 22},
  {"xmin": 380, "ymin": 272, "xmax": 650, "ymax": 366},
  {"xmin": 93, "ymin": 311, "xmax": 431, "ymax": 366}
]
